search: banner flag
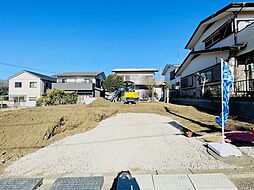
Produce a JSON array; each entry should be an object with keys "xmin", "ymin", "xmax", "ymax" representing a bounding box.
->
[{"xmin": 215, "ymin": 61, "xmax": 233, "ymax": 127}]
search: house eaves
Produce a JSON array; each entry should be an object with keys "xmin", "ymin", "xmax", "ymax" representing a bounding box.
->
[
  {"xmin": 185, "ymin": 2, "xmax": 254, "ymax": 49},
  {"xmin": 55, "ymin": 72, "xmax": 104, "ymax": 78},
  {"xmin": 162, "ymin": 64, "xmax": 180, "ymax": 76},
  {"xmin": 176, "ymin": 43, "xmax": 246, "ymax": 77},
  {"xmin": 112, "ymin": 68, "xmax": 158, "ymax": 73}
]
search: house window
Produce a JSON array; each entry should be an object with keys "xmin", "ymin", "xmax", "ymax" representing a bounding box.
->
[
  {"xmin": 29, "ymin": 97, "xmax": 37, "ymax": 101},
  {"xmin": 204, "ymin": 20, "xmax": 233, "ymax": 49},
  {"xmin": 62, "ymin": 79, "xmax": 67, "ymax": 83},
  {"xmin": 96, "ymin": 79, "xmax": 101, "ymax": 87},
  {"xmin": 212, "ymin": 64, "xmax": 221, "ymax": 81},
  {"xmin": 170, "ymin": 70, "xmax": 176, "ymax": 80},
  {"xmin": 30, "ymin": 82, "xmax": 37, "ymax": 88},
  {"xmin": 15, "ymin": 82, "xmax": 22, "ymax": 88},
  {"xmin": 204, "ymin": 70, "xmax": 212, "ymax": 82},
  {"xmin": 181, "ymin": 76, "xmax": 193, "ymax": 88}
]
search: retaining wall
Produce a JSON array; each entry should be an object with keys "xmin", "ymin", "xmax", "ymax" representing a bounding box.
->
[{"xmin": 171, "ymin": 97, "xmax": 254, "ymax": 121}]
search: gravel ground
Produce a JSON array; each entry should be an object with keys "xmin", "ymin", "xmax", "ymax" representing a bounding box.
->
[
  {"xmin": 241, "ymin": 147, "xmax": 254, "ymax": 159},
  {"xmin": 5, "ymin": 113, "xmax": 233, "ymax": 176}
]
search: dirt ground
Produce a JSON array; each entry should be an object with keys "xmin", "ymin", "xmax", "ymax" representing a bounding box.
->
[{"xmin": 0, "ymin": 98, "xmax": 253, "ymax": 174}]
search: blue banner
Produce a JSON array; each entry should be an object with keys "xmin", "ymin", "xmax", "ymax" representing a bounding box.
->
[{"xmin": 215, "ymin": 62, "xmax": 233, "ymax": 127}]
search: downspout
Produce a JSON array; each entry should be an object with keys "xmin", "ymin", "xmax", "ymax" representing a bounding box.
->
[
  {"xmin": 231, "ymin": 4, "xmax": 245, "ymax": 94},
  {"xmin": 232, "ymin": 4, "xmax": 245, "ymax": 45}
]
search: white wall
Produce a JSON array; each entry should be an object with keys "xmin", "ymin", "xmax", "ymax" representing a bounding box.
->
[
  {"xmin": 9, "ymin": 72, "xmax": 43, "ymax": 106},
  {"xmin": 163, "ymin": 67, "xmax": 180, "ymax": 88},
  {"xmin": 181, "ymin": 52, "xmax": 229, "ymax": 78},
  {"xmin": 194, "ymin": 14, "xmax": 234, "ymax": 51},
  {"xmin": 237, "ymin": 22, "xmax": 254, "ymax": 55},
  {"xmin": 115, "ymin": 72, "xmax": 155, "ymax": 85}
]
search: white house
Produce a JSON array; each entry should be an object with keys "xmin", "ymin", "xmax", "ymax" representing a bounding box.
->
[
  {"xmin": 176, "ymin": 2, "xmax": 254, "ymax": 97},
  {"xmin": 112, "ymin": 68, "xmax": 158, "ymax": 100},
  {"xmin": 162, "ymin": 64, "xmax": 180, "ymax": 89},
  {"xmin": 162, "ymin": 64, "xmax": 180, "ymax": 102},
  {"xmin": 8, "ymin": 70, "xmax": 56, "ymax": 107}
]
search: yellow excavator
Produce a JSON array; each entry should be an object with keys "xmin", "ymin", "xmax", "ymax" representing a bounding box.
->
[{"xmin": 111, "ymin": 81, "xmax": 139, "ymax": 104}]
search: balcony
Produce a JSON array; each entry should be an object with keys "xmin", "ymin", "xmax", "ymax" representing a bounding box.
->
[{"xmin": 52, "ymin": 83, "xmax": 94, "ymax": 91}]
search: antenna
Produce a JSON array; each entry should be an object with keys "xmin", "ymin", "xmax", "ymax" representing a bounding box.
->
[{"xmin": 177, "ymin": 46, "xmax": 180, "ymax": 63}]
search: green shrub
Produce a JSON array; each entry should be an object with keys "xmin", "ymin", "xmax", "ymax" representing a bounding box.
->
[{"xmin": 36, "ymin": 89, "xmax": 78, "ymax": 106}]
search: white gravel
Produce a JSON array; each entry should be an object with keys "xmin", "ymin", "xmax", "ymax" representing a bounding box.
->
[
  {"xmin": 5, "ymin": 113, "xmax": 232, "ymax": 176},
  {"xmin": 241, "ymin": 147, "xmax": 254, "ymax": 159}
]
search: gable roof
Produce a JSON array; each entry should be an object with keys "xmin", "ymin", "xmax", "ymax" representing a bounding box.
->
[
  {"xmin": 185, "ymin": 2, "xmax": 254, "ymax": 49},
  {"xmin": 162, "ymin": 64, "xmax": 180, "ymax": 75},
  {"xmin": 9, "ymin": 70, "xmax": 56, "ymax": 81},
  {"xmin": 55, "ymin": 72, "xmax": 106, "ymax": 79}
]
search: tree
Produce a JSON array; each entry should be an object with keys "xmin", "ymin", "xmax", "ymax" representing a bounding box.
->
[
  {"xmin": 103, "ymin": 74, "xmax": 124, "ymax": 93},
  {"xmin": 165, "ymin": 82, "xmax": 172, "ymax": 90},
  {"xmin": 144, "ymin": 77, "xmax": 156, "ymax": 101}
]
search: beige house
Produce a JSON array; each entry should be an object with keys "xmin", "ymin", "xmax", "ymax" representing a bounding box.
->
[
  {"xmin": 112, "ymin": 68, "xmax": 158, "ymax": 101},
  {"xmin": 8, "ymin": 70, "xmax": 56, "ymax": 107}
]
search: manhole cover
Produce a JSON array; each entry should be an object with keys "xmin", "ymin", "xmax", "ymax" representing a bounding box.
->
[
  {"xmin": 49, "ymin": 176, "xmax": 104, "ymax": 190},
  {"xmin": 0, "ymin": 178, "xmax": 43, "ymax": 190}
]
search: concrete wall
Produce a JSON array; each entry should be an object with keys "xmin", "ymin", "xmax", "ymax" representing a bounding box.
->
[{"xmin": 171, "ymin": 97, "xmax": 254, "ymax": 121}]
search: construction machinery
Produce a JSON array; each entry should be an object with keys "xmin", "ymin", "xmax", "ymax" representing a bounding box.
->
[{"xmin": 111, "ymin": 81, "xmax": 139, "ymax": 104}]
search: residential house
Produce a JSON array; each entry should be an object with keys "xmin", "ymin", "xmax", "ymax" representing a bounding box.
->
[
  {"xmin": 52, "ymin": 72, "xmax": 106, "ymax": 103},
  {"xmin": 8, "ymin": 70, "xmax": 56, "ymax": 107},
  {"xmin": 154, "ymin": 80, "xmax": 166, "ymax": 101},
  {"xmin": 162, "ymin": 64, "xmax": 180, "ymax": 89},
  {"xmin": 112, "ymin": 68, "xmax": 158, "ymax": 100},
  {"xmin": 162, "ymin": 64, "xmax": 180, "ymax": 102},
  {"xmin": 176, "ymin": 2, "xmax": 254, "ymax": 98}
]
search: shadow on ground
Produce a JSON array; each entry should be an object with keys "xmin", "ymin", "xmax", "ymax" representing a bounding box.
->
[{"xmin": 164, "ymin": 106, "xmax": 220, "ymax": 133}]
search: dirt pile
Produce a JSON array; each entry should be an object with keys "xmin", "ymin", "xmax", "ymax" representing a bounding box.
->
[{"xmin": 0, "ymin": 101, "xmax": 118, "ymax": 171}]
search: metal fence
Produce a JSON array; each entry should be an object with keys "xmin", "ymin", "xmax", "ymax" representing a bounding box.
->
[{"xmin": 234, "ymin": 79, "xmax": 254, "ymax": 97}]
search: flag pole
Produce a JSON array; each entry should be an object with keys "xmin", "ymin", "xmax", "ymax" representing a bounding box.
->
[{"xmin": 221, "ymin": 58, "xmax": 225, "ymax": 143}]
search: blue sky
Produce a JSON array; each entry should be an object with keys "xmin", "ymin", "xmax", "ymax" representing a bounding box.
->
[{"xmin": 0, "ymin": 0, "xmax": 249, "ymax": 79}]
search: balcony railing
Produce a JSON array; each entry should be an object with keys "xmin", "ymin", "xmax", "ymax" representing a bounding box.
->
[
  {"xmin": 234, "ymin": 79, "xmax": 254, "ymax": 97},
  {"xmin": 52, "ymin": 83, "xmax": 94, "ymax": 91}
]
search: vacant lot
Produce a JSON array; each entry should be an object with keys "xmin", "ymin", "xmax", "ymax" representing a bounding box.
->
[{"xmin": 0, "ymin": 98, "xmax": 253, "ymax": 173}]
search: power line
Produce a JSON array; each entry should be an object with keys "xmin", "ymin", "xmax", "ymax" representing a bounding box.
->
[{"xmin": 0, "ymin": 62, "xmax": 56, "ymax": 75}]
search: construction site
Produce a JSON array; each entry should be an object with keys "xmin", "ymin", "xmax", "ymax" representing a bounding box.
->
[{"xmin": 0, "ymin": 98, "xmax": 253, "ymax": 189}]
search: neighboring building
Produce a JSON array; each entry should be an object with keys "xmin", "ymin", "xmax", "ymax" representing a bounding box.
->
[
  {"xmin": 154, "ymin": 80, "xmax": 166, "ymax": 101},
  {"xmin": 176, "ymin": 3, "xmax": 254, "ymax": 97},
  {"xmin": 162, "ymin": 64, "xmax": 180, "ymax": 89},
  {"xmin": 8, "ymin": 70, "xmax": 56, "ymax": 107},
  {"xmin": 112, "ymin": 68, "xmax": 158, "ymax": 100},
  {"xmin": 162, "ymin": 64, "xmax": 180, "ymax": 102},
  {"xmin": 52, "ymin": 72, "xmax": 106, "ymax": 103}
]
